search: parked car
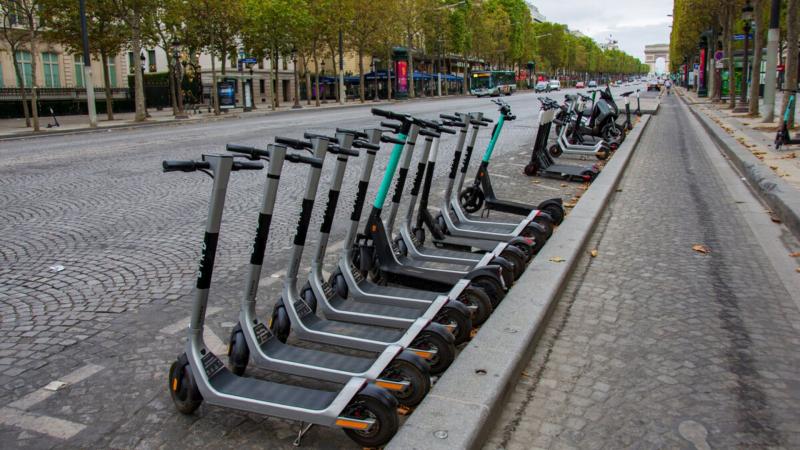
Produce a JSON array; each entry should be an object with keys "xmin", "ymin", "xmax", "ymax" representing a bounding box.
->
[
  {"xmin": 588, "ymin": 80, "xmax": 598, "ymax": 88},
  {"xmin": 647, "ymin": 79, "xmax": 660, "ymax": 91},
  {"xmin": 548, "ymin": 79, "xmax": 561, "ymax": 91},
  {"xmin": 575, "ymin": 81, "xmax": 585, "ymax": 88},
  {"xmin": 534, "ymin": 81, "xmax": 550, "ymax": 92}
]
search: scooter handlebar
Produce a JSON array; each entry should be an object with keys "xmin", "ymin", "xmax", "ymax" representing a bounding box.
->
[
  {"xmin": 352, "ymin": 140, "xmax": 380, "ymax": 151},
  {"xmin": 439, "ymin": 114, "xmax": 460, "ymax": 121},
  {"xmin": 380, "ymin": 121, "xmax": 403, "ymax": 133},
  {"xmin": 285, "ymin": 153, "xmax": 323, "ymax": 168},
  {"xmin": 336, "ymin": 128, "xmax": 369, "ymax": 139},
  {"xmin": 372, "ymin": 108, "xmax": 409, "ymax": 123},
  {"xmin": 303, "ymin": 132, "xmax": 339, "ymax": 144},
  {"xmin": 275, "ymin": 137, "xmax": 312, "ymax": 150},
  {"xmin": 162, "ymin": 160, "xmax": 210, "ymax": 173},
  {"xmin": 380, "ymin": 135, "xmax": 405, "ymax": 145},
  {"xmin": 232, "ymin": 161, "xmax": 264, "ymax": 171},
  {"xmin": 326, "ymin": 143, "xmax": 359, "ymax": 157},
  {"xmin": 226, "ymin": 143, "xmax": 270, "ymax": 160}
]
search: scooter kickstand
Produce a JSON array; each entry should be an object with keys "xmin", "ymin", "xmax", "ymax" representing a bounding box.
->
[{"xmin": 293, "ymin": 422, "xmax": 314, "ymax": 447}]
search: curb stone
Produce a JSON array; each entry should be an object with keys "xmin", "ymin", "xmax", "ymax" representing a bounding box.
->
[
  {"xmin": 683, "ymin": 96, "xmax": 800, "ymax": 238},
  {"xmin": 387, "ymin": 113, "xmax": 653, "ymax": 450}
]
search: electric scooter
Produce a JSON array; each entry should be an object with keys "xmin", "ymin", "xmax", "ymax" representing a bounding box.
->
[
  {"xmin": 163, "ymin": 154, "xmax": 400, "ymax": 448},
  {"xmin": 267, "ymin": 135, "xmax": 457, "ymax": 374},
  {"xmin": 524, "ymin": 97, "xmax": 600, "ymax": 182},
  {"xmin": 389, "ymin": 119, "xmax": 523, "ymax": 286},
  {"xmin": 223, "ymin": 141, "xmax": 432, "ymax": 408},
  {"xmin": 296, "ymin": 129, "xmax": 474, "ymax": 345},
  {"xmin": 775, "ymin": 89, "xmax": 799, "ymax": 150},
  {"xmin": 325, "ymin": 128, "xmax": 495, "ymax": 330},
  {"xmin": 548, "ymin": 95, "xmax": 611, "ymax": 160}
]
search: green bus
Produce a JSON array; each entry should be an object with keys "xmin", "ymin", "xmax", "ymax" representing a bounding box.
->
[{"xmin": 470, "ymin": 70, "xmax": 516, "ymax": 97}]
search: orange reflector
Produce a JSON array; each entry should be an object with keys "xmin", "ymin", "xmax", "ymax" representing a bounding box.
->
[
  {"xmin": 371, "ymin": 224, "xmax": 377, "ymax": 232},
  {"xmin": 375, "ymin": 380, "xmax": 406, "ymax": 391},
  {"xmin": 335, "ymin": 419, "xmax": 372, "ymax": 430},
  {"xmin": 171, "ymin": 378, "xmax": 178, "ymax": 391},
  {"xmin": 413, "ymin": 350, "xmax": 434, "ymax": 359}
]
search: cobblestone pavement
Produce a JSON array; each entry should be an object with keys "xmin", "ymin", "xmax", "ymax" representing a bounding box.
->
[
  {"xmin": 485, "ymin": 94, "xmax": 800, "ymax": 449},
  {"xmin": 0, "ymin": 86, "xmax": 635, "ymax": 448}
]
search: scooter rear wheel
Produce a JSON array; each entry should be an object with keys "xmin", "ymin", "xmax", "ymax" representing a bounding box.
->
[
  {"xmin": 168, "ymin": 356, "xmax": 203, "ymax": 414},
  {"xmin": 471, "ymin": 276, "xmax": 505, "ymax": 307},
  {"xmin": 342, "ymin": 393, "xmax": 400, "ymax": 447},
  {"xmin": 500, "ymin": 249, "xmax": 526, "ymax": 280},
  {"xmin": 434, "ymin": 306, "xmax": 472, "ymax": 345},
  {"xmin": 457, "ymin": 286, "xmax": 493, "ymax": 325},
  {"xmin": 411, "ymin": 331, "xmax": 456, "ymax": 374},
  {"xmin": 541, "ymin": 203, "xmax": 565, "ymax": 225},
  {"xmin": 380, "ymin": 358, "xmax": 430, "ymax": 407},
  {"xmin": 227, "ymin": 324, "xmax": 250, "ymax": 376}
]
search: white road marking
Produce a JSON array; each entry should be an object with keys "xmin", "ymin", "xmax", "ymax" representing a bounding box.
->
[
  {"xmin": 0, "ymin": 408, "xmax": 86, "ymax": 440},
  {"xmin": 259, "ymin": 269, "xmax": 287, "ymax": 288},
  {"xmin": 530, "ymin": 183, "xmax": 562, "ymax": 191},
  {"xmin": 204, "ymin": 328, "xmax": 228, "ymax": 355},
  {"xmin": 159, "ymin": 307, "xmax": 224, "ymax": 335},
  {"xmin": 326, "ymin": 239, "xmax": 345, "ymax": 254},
  {"xmin": 8, "ymin": 364, "xmax": 103, "ymax": 410},
  {"xmin": 491, "ymin": 173, "xmax": 510, "ymax": 179}
]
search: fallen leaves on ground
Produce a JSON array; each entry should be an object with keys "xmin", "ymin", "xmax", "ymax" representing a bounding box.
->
[
  {"xmin": 781, "ymin": 152, "xmax": 796, "ymax": 159},
  {"xmin": 770, "ymin": 166, "xmax": 779, "ymax": 171},
  {"xmin": 770, "ymin": 213, "xmax": 782, "ymax": 223},
  {"xmin": 564, "ymin": 201, "xmax": 577, "ymax": 208},
  {"xmin": 789, "ymin": 252, "xmax": 800, "ymax": 257},
  {"xmin": 549, "ymin": 256, "xmax": 566, "ymax": 263},
  {"xmin": 590, "ymin": 249, "xmax": 598, "ymax": 257},
  {"xmin": 397, "ymin": 405, "xmax": 412, "ymax": 416},
  {"xmin": 692, "ymin": 244, "xmax": 711, "ymax": 254},
  {"xmin": 796, "ymin": 268, "xmax": 800, "ymax": 273},
  {"xmin": 560, "ymin": 183, "xmax": 567, "ymax": 187}
]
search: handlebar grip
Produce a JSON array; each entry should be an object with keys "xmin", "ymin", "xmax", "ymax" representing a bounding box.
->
[
  {"xmin": 372, "ymin": 108, "xmax": 408, "ymax": 122},
  {"xmin": 226, "ymin": 143, "xmax": 270, "ymax": 160},
  {"xmin": 303, "ymin": 132, "xmax": 339, "ymax": 144},
  {"xmin": 438, "ymin": 126, "xmax": 456, "ymax": 135},
  {"xmin": 328, "ymin": 145, "xmax": 359, "ymax": 157},
  {"xmin": 442, "ymin": 120, "xmax": 466, "ymax": 128},
  {"xmin": 352, "ymin": 140, "xmax": 380, "ymax": 151},
  {"xmin": 285, "ymin": 153, "xmax": 324, "ymax": 168},
  {"xmin": 482, "ymin": 117, "xmax": 493, "ymax": 123},
  {"xmin": 380, "ymin": 121, "xmax": 402, "ymax": 132},
  {"xmin": 275, "ymin": 137, "xmax": 312, "ymax": 150},
  {"xmin": 439, "ymin": 114, "xmax": 459, "ymax": 121},
  {"xmin": 232, "ymin": 161, "xmax": 264, "ymax": 171},
  {"xmin": 162, "ymin": 160, "xmax": 209, "ymax": 172},
  {"xmin": 380, "ymin": 135, "xmax": 405, "ymax": 145},
  {"xmin": 470, "ymin": 119, "xmax": 486, "ymax": 126},
  {"xmin": 336, "ymin": 128, "xmax": 369, "ymax": 139},
  {"xmin": 419, "ymin": 129, "xmax": 440, "ymax": 138}
]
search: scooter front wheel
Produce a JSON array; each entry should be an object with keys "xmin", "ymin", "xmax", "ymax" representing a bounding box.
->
[
  {"xmin": 596, "ymin": 148, "xmax": 610, "ymax": 160},
  {"xmin": 341, "ymin": 391, "xmax": 400, "ymax": 447},
  {"xmin": 380, "ymin": 358, "xmax": 430, "ymax": 407},
  {"xmin": 457, "ymin": 286, "xmax": 493, "ymax": 325},
  {"xmin": 435, "ymin": 213, "xmax": 448, "ymax": 234},
  {"xmin": 168, "ymin": 355, "xmax": 203, "ymax": 414},
  {"xmin": 523, "ymin": 162, "xmax": 538, "ymax": 177},
  {"xmin": 411, "ymin": 331, "xmax": 456, "ymax": 374},
  {"xmin": 329, "ymin": 269, "xmax": 349, "ymax": 299},
  {"xmin": 459, "ymin": 187, "xmax": 485, "ymax": 214},
  {"xmin": 269, "ymin": 301, "xmax": 291, "ymax": 343},
  {"xmin": 227, "ymin": 324, "xmax": 250, "ymax": 376},
  {"xmin": 549, "ymin": 144, "xmax": 563, "ymax": 157},
  {"xmin": 434, "ymin": 305, "xmax": 472, "ymax": 345}
]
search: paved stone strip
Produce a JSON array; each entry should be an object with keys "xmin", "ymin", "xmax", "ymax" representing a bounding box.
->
[{"xmin": 485, "ymin": 95, "xmax": 800, "ymax": 449}]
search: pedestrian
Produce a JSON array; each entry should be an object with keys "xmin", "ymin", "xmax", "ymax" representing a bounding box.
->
[{"xmin": 664, "ymin": 78, "xmax": 673, "ymax": 96}]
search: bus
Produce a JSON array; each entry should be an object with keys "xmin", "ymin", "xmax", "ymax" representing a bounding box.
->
[{"xmin": 469, "ymin": 70, "xmax": 517, "ymax": 97}]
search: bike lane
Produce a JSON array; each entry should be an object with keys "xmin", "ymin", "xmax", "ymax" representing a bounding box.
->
[{"xmin": 485, "ymin": 95, "xmax": 800, "ymax": 449}]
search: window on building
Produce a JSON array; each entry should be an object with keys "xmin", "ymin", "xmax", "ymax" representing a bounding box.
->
[
  {"xmin": 259, "ymin": 79, "xmax": 265, "ymax": 94},
  {"xmin": 107, "ymin": 56, "xmax": 117, "ymax": 87},
  {"xmin": 15, "ymin": 51, "xmax": 33, "ymax": 88},
  {"xmin": 148, "ymin": 50, "xmax": 156, "ymax": 72},
  {"xmin": 74, "ymin": 54, "xmax": 84, "ymax": 87},
  {"xmin": 42, "ymin": 52, "xmax": 61, "ymax": 87},
  {"xmin": 128, "ymin": 51, "xmax": 135, "ymax": 73}
]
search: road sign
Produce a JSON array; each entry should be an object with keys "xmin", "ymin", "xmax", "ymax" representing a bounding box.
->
[
  {"xmin": 241, "ymin": 57, "xmax": 258, "ymax": 65},
  {"xmin": 694, "ymin": 63, "xmax": 700, "ymax": 70},
  {"xmin": 733, "ymin": 34, "xmax": 753, "ymax": 41},
  {"xmin": 715, "ymin": 61, "xmax": 724, "ymax": 69},
  {"xmin": 714, "ymin": 51, "xmax": 724, "ymax": 61}
]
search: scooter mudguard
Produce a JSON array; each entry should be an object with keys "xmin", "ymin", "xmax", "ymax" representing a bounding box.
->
[
  {"xmin": 423, "ymin": 322, "xmax": 456, "ymax": 344},
  {"xmin": 464, "ymin": 265, "xmax": 506, "ymax": 290},
  {"xmin": 393, "ymin": 350, "xmax": 430, "ymax": 374},
  {"xmin": 357, "ymin": 382, "xmax": 399, "ymax": 409}
]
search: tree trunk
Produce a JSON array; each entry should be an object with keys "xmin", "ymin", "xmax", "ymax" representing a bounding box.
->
[
  {"xmin": 11, "ymin": 49, "xmax": 31, "ymax": 127},
  {"xmin": 313, "ymin": 54, "xmax": 320, "ymax": 107},
  {"xmin": 220, "ymin": 48, "xmax": 227, "ymax": 76},
  {"xmin": 749, "ymin": 0, "xmax": 766, "ymax": 116},
  {"xmin": 303, "ymin": 56, "xmax": 312, "ymax": 105},
  {"xmin": 273, "ymin": 49, "xmax": 280, "ymax": 108},
  {"xmin": 386, "ymin": 47, "xmax": 393, "ymax": 100},
  {"xmin": 407, "ymin": 30, "xmax": 415, "ymax": 98},
  {"xmin": 28, "ymin": 28, "xmax": 39, "ymax": 131},
  {"xmin": 780, "ymin": 0, "xmax": 798, "ymax": 128},
  {"xmin": 131, "ymin": 22, "xmax": 146, "ymax": 121},
  {"xmin": 358, "ymin": 50, "xmax": 365, "ymax": 103},
  {"xmin": 101, "ymin": 50, "xmax": 115, "ymax": 120},
  {"xmin": 328, "ymin": 42, "xmax": 340, "ymax": 102}
]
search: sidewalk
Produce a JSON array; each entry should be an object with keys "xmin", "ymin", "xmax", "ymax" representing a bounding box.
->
[{"xmin": 682, "ymin": 88, "xmax": 800, "ymax": 190}]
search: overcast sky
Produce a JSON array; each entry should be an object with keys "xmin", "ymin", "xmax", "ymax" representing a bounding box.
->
[{"xmin": 534, "ymin": 0, "xmax": 674, "ymax": 62}]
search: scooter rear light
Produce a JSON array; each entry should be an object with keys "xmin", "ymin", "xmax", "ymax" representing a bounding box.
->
[{"xmin": 582, "ymin": 175, "xmax": 592, "ymax": 181}]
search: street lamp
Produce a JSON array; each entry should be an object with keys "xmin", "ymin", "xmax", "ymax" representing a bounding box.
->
[
  {"xmin": 372, "ymin": 57, "xmax": 380, "ymax": 102},
  {"xmin": 171, "ymin": 39, "xmax": 187, "ymax": 118},
  {"xmin": 735, "ymin": 0, "xmax": 754, "ymax": 112},
  {"xmin": 291, "ymin": 47, "xmax": 301, "ymax": 109},
  {"xmin": 321, "ymin": 59, "xmax": 327, "ymax": 103}
]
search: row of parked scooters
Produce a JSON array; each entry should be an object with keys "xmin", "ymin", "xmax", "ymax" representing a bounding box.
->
[{"xmin": 162, "ymin": 105, "xmax": 567, "ymax": 446}]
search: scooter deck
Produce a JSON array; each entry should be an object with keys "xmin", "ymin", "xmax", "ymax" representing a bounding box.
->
[
  {"xmin": 262, "ymin": 338, "xmax": 375, "ymax": 373},
  {"xmin": 328, "ymin": 294, "xmax": 427, "ymax": 318},
  {"xmin": 484, "ymin": 198, "xmax": 535, "ymax": 216},
  {"xmin": 210, "ymin": 367, "xmax": 338, "ymax": 410},
  {"xmin": 302, "ymin": 314, "xmax": 406, "ymax": 341},
  {"xmin": 357, "ymin": 280, "xmax": 440, "ymax": 300},
  {"xmin": 431, "ymin": 233, "xmax": 510, "ymax": 252}
]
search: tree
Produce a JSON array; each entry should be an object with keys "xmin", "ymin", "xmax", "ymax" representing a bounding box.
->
[
  {"xmin": 346, "ymin": 0, "xmax": 386, "ymax": 102},
  {"xmin": 40, "ymin": 0, "xmax": 127, "ymax": 120},
  {"xmin": 110, "ymin": 0, "xmax": 156, "ymax": 121},
  {"xmin": 6, "ymin": 0, "xmax": 45, "ymax": 130},
  {"xmin": 749, "ymin": 0, "xmax": 767, "ymax": 116},
  {"xmin": 781, "ymin": 0, "xmax": 798, "ymax": 127},
  {"xmin": 1, "ymin": 2, "xmax": 31, "ymax": 126}
]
